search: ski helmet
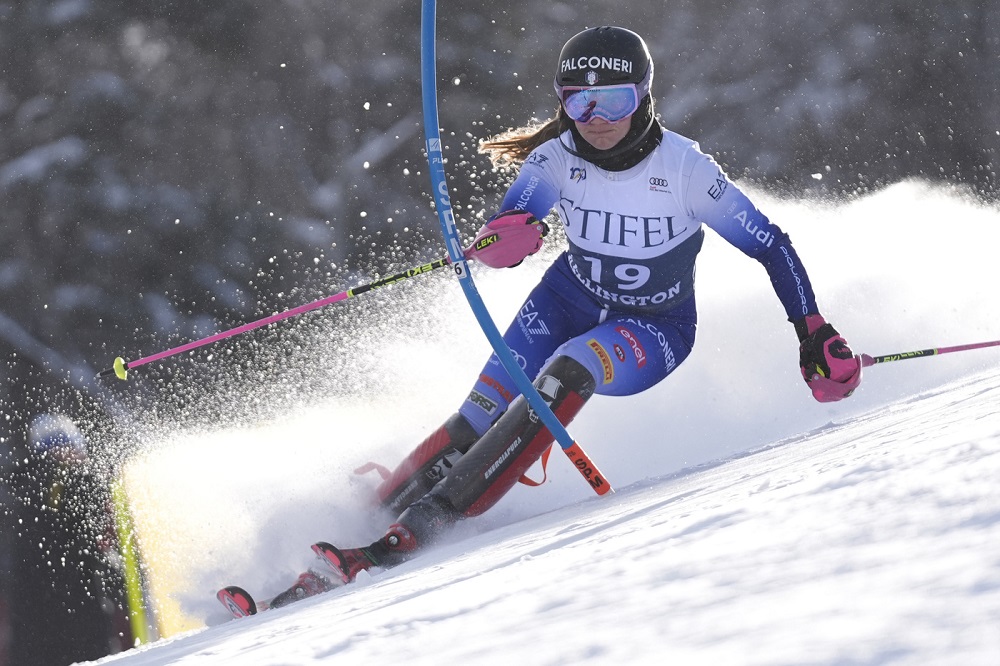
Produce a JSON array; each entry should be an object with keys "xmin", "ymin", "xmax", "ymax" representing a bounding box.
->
[
  {"xmin": 29, "ymin": 413, "xmax": 87, "ymax": 459},
  {"xmin": 554, "ymin": 26, "xmax": 653, "ymax": 96}
]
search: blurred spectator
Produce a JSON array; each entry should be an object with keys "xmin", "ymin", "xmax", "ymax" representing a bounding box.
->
[{"xmin": 1, "ymin": 412, "xmax": 133, "ymax": 665}]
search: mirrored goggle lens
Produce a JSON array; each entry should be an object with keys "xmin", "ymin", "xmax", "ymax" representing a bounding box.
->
[{"xmin": 560, "ymin": 84, "xmax": 640, "ymax": 123}]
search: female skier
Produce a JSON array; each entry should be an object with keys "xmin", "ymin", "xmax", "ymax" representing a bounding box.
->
[
  {"xmin": 317, "ymin": 25, "xmax": 862, "ymax": 582},
  {"xmin": 228, "ymin": 27, "xmax": 863, "ymax": 609}
]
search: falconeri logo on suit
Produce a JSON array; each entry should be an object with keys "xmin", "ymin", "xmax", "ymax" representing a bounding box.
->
[{"xmin": 623, "ymin": 318, "xmax": 677, "ymax": 372}]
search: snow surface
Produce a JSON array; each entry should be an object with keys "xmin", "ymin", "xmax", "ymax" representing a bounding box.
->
[{"xmin": 90, "ymin": 182, "xmax": 1000, "ymax": 665}]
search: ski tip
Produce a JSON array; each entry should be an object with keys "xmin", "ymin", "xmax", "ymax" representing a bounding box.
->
[
  {"xmin": 311, "ymin": 542, "xmax": 350, "ymax": 584},
  {"xmin": 217, "ymin": 585, "xmax": 258, "ymax": 618}
]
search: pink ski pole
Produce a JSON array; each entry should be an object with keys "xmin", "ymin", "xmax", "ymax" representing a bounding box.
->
[
  {"xmin": 99, "ymin": 257, "xmax": 451, "ymax": 380},
  {"xmin": 861, "ymin": 338, "xmax": 1000, "ymax": 367},
  {"xmin": 100, "ymin": 215, "xmax": 547, "ymax": 381}
]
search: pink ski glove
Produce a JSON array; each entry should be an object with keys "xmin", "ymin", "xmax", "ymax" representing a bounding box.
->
[
  {"xmin": 464, "ymin": 211, "xmax": 548, "ymax": 268},
  {"xmin": 795, "ymin": 314, "xmax": 862, "ymax": 402}
]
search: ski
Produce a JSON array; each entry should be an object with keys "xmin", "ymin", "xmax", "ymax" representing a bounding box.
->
[
  {"xmin": 216, "ymin": 569, "xmax": 338, "ymax": 619},
  {"xmin": 310, "ymin": 541, "xmax": 352, "ymax": 583},
  {"xmin": 216, "ymin": 586, "xmax": 259, "ymax": 618}
]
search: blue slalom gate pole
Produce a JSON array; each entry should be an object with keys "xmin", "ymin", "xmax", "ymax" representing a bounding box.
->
[{"xmin": 419, "ymin": 0, "xmax": 611, "ymax": 496}]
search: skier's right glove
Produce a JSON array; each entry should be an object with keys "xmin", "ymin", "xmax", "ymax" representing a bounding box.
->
[
  {"xmin": 464, "ymin": 210, "xmax": 548, "ymax": 268},
  {"xmin": 794, "ymin": 314, "xmax": 862, "ymax": 402}
]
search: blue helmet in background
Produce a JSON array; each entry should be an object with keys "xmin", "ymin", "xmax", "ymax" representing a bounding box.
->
[{"xmin": 28, "ymin": 413, "xmax": 88, "ymax": 460}]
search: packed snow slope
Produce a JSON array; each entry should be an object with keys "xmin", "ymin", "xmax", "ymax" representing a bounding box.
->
[{"xmin": 93, "ymin": 182, "xmax": 999, "ymax": 664}]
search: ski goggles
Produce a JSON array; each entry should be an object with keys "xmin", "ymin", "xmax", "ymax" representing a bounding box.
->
[{"xmin": 557, "ymin": 83, "xmax": 641, "ymax": 123}]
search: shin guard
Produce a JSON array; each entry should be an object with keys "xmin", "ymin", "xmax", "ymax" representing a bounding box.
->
[
  {"xmin": 375, "ymin": 413, "xmax": 479, "ymax": 514},
  {"xmin": 435, "ymin": 356, "xmax": 596, "ymax": 517}
]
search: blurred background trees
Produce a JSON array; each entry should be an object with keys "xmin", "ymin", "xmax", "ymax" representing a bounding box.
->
[
  {"xmin": 1, "ymin": 0, "xmax": 996, "ymax": 389},
  {"xmin": 0, "ymin": 1, "xmax": 996, "ymax": 661}
]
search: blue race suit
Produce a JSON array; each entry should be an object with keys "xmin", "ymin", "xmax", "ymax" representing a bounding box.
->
[{"xmin": 458, "ymin": 127, "xmax": 818, "ymax": 436}]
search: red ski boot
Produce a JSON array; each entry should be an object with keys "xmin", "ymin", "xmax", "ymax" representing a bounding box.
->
[
  {"xmin": 217, "ymin": 569, "xmax": 337, "ymax": 618},
  {"xmin": 312, "ymin": 523, "xmax": 418, "ymax": 583},
  {"xmin": 267, "ymin": 569, "xmax": 338, "ymax": 609}
]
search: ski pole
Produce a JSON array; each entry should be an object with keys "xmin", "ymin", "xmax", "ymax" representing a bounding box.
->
[
  {"xmin": 861, "ymin": 338, "xmax": 1000, "ymax": 367},
  {"xmin": 99, "ymin": 257, "xmax": 452, "ymax": 380}
]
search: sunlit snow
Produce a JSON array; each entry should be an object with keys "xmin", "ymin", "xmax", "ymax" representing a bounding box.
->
[{"xmin": 91, "ymin": 182, "xmax": 1000, "ymax": 665}]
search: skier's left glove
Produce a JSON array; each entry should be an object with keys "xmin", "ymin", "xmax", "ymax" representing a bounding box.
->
[
  {"xmin": 794, "ymin": 314, "xmax": 862, "ymax": 402},
  {"xmin": 464, "ymin": 210, "xmax": 548, "ymax": 268}
]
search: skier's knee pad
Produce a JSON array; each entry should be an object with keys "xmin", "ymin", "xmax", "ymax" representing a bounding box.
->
[
  {"xmin": 438, "ymin": 355, "xmax": 596, "ymax": 517},
  {"xmin": 376, "ymin": 412, "xmax": 478, "ymax": 514},
  {"xmin": 533, "ymin": 354, "xmax": 597, "ymax": 404}
]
